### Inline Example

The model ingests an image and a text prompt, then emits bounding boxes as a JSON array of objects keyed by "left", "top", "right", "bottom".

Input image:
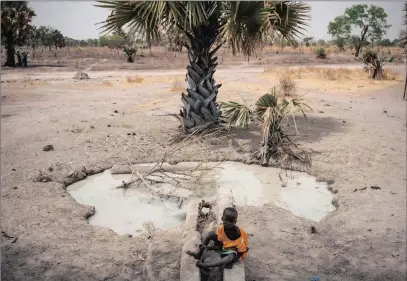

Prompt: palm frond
[
  {"left": 220, "top": 101, "right": 252, "bottom": 129},
  {"left": 220, "top": 1, "right": 266, "bottom": 57},
  {"left": 96, "top": 1, "right": 181, "bottom": 42},
  {"left": 264, "top": 1, "right": 311, "bottom": 46}
]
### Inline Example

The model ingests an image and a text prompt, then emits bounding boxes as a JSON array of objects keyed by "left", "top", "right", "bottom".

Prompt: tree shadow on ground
[
  {"left": 2, "top": 64, "right": 68, "bottom": 70},
  {"left": 283, "top": 114, "right": 348, "bottom": 143},
  {"left": 1, "top": 239, "right": 143, "bottom": 281},
  {"left": 211, "top": 114, "right": 347, "bottom": 152},
  {"left": 26, "top": 64, "right": 68, "bottom": 68}
]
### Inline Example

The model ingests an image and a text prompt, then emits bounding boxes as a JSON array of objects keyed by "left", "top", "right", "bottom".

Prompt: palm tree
[
  {"left": 96, "top": 1, "right": 310, "bottom": 133},
  {"left": 1, "top": 1, "right": 36, "bottom": 67},
  {"left": 402, "top": 1, "right": 406, "bottom": 100}
]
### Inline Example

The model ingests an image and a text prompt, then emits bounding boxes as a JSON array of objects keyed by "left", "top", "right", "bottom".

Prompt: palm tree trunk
[
  {"left": 4, "top": 34, "right": 16, "bottom": 67},
  {"left": 177, "top": 27, "right": 223, "bottom": 133}
]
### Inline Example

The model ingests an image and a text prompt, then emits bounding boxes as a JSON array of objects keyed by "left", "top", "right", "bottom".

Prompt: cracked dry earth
[{"left": 1, "top": 65, "right": 406, "bottom": 281}]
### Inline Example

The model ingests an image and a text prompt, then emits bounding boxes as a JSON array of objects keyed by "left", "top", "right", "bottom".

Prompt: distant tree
[
  {"left": 317, "top": 39, "right": 326, "bottom": 46},
  {"left": 401, "top": 1, "right": 406, "bottom": 100},
  {"left": 64, "top": 37, "right": 76, "bottom": 47},
  {"left": 86, "top": 38, "right": 99, "bottom": 47},
  {"left": 28, "top": 25, "right": 42, "bottom": 50},
  {"left": 392, "top": 38, "right": 400, "bottom": 46},
  {"left": 379, "top": 38, "right": 392, "bottom": 47},
  {"left": 52, "top": 29, "right": 65, "bottom": 49},
  {"left": 328, "top": 4, "right": 390, "bottom": 57},
  {"left": 99, "top": 34, "right": 125, "bottom": 49},
  {"left": 400, "top": 2, "right": 407, "bottom": 52},
  {"left": 327, "top": 16, "right": 350, "bottom": 51},
  {"left": 302, "top": 36, "right": 313, "bottom": 47},
  {"left": 36, "top": 26, "right": 54, "bottom": 50},
  {"left": 1, "top": 1, "right": 36, "bottom": 66},
  {"left": 332, "top": 37, "right": 347, "bottom": 51}
]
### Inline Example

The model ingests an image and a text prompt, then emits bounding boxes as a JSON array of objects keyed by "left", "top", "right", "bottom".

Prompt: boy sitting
[{"left": 186, "top": 207, "right": 249, "bottom": 269}]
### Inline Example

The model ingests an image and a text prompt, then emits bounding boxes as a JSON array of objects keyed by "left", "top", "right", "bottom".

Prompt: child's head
[{"left": 222, "top": 207, "right": 238, "bottom": 230}]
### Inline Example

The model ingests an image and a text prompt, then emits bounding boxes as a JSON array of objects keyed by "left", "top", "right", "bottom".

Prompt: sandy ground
[{"left": 1, "top": 62, "right": 406, "bottom": 281}]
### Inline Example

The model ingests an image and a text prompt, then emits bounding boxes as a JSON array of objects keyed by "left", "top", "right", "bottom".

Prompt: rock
[
  {"left": 83, "top": 206, "right": 95, "bottom": 219},
  {"left": 62, "top": 169, "right": 87, "bottom": 187},
  {"left": 310, "top": 226, "right": 317, "bottom": 234},
  {"left": 319, "top": 111, "right": 324, "bottom": 114},
  {"left": 114, "top": 110, "right": 119, "bottom": 113},
  {"left": 32, "top": 171, "right": 52, "bottom": 183},
  {"left": 107, "top": 125, "right": 111, "bottom": 127},
  {"left": 370, "top": 185, "right": 381, "bottom": 190},
  {"left": 43, "top": 145, "right": 54, "bottom": 151},
  {"left": 73, "top": 71, "right": 90, "bottom": 80},
  {"left": 90, "top": 125, "right": 95, "bottom": 129}
]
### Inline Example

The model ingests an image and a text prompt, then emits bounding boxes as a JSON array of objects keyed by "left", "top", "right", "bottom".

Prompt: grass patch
[
  {"left": 279, "top": 71, "right": 296, "bottom": 96},
  {"left": 103, "top": 81, "right": 113, "bottom": 87},
  {"left": 126, "top": 76, "right": 144, "bottom": 83},
  {"left": 318, "top": 68, "right": 353, "bottom": 81},
  {"left": 265, "top": 67, "right": 372, "bottom": 82}
]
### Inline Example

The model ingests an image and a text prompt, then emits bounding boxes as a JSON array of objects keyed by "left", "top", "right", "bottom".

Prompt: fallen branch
[{"left": 136, "top": 170, "right": 186, "bottom": 201}]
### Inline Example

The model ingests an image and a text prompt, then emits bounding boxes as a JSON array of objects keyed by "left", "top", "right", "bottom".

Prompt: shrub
[
  {"left": 279, "top": 71, "right": 296, "bottom": 96},
  {"left": 360, "top": 50, "right": 394, "bottom": 80},
  {"left": 315, "top": 47, "right": 327, "bottom": 59},
  {"left": 126, "top": 76, "right": 144, "bottom": 83},
  {"left": 123, "top": 46, "right": 137, "bottom": 63}
]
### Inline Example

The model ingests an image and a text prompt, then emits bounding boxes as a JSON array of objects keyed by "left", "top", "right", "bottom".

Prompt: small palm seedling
[
  {"left": 315, "top": 47, "right": 327, "bottom": 59},
  {"left": 221, "top": 87, "right": 312, "bottom": 166},
  {"left": 360, "top": 50, "right": 394, "bottom": 80},
  {"left": 123, "top": 46, "right": 137, "bottom": 63}
]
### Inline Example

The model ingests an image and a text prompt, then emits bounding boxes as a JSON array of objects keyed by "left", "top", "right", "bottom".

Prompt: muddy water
[
  {"left": 214, "top": 162, "right": 336, "bottom": 222},
  {"left": 67, "top": 162, "right": 336, "bottom": 236},
  {"left": 67, "top": 170, "right": 188, "bottom": 236}
]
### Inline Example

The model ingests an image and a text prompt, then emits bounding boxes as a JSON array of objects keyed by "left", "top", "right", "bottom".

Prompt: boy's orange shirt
[{"left": 216, "top": 225, "right": 249, "bottom": 260}]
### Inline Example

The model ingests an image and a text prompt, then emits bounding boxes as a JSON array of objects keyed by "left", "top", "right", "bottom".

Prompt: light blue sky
[{"left": 30, "top": 1, "right": 404, "bottom": 41}]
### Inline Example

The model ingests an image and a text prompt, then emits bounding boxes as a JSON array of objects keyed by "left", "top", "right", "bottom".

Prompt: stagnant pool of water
[
  {"left": 68, "top": 170, "right": 189, "bottom": 236},
  {"left": 67, "top": 162, "right": 336, "bottom": 236},
  {"left": 215, "top": 162, "right": 336, "bottom": 222}
]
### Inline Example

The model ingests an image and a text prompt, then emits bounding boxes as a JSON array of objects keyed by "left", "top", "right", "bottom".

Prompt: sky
[{"left": 30, "top": 1, "right": 405, "bottom": 41}]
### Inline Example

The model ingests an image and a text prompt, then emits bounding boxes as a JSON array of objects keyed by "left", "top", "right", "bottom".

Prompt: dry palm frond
[
  {"left": 221, "top": 86, "right": 312, "bottom": 165},
  {"left": 220, "top": 101, "right": 252, "bottom": 129}
]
